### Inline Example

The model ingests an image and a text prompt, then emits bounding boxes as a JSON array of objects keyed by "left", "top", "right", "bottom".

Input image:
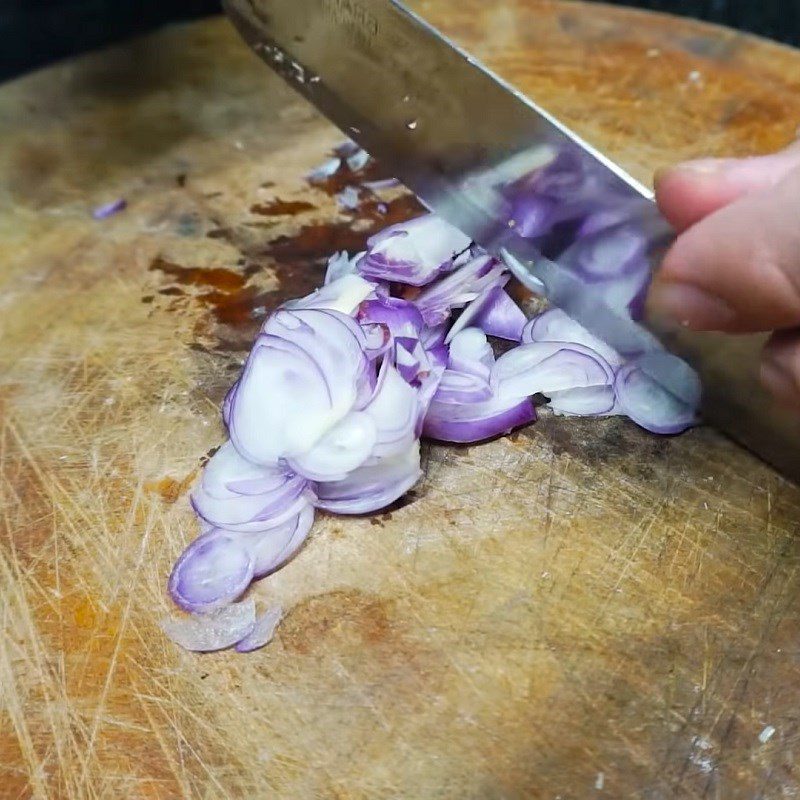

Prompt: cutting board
[{"left": 3, "top": 2, "right": 800, "bottom": 797}]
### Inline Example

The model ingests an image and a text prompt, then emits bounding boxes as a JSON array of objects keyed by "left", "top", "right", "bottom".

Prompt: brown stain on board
[
  {"left": 144, "top": 471, "right": 197, "bottom": 504},
  {"left": 148, "top": 192, "right": 424, "bottom": 348},
  {"left": 250, "top": 198, "right": 317, "bottom": 216},
  {"left": 149, "top": 257, "right": 247, "bottom": 293}
]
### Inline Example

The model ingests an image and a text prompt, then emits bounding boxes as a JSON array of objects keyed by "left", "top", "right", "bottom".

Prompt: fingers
[
  {"left": 648, "top": 165, "right": 800, "bottom": 333},
  {"left": 655, "top": 140, "right": 800, "bottom": 232},
  {"left": 761, "top": 330, "right": 800, "bottom": 410}
]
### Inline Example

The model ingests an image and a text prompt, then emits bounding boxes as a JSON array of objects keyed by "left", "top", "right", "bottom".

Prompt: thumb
[{"left": 654, "top": 140, "right": 800, "bottom": 232}]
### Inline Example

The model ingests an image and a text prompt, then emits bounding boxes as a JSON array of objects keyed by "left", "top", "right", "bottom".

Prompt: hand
[{"left": 650, "top": 141, "right": 800, "bottom": 408}]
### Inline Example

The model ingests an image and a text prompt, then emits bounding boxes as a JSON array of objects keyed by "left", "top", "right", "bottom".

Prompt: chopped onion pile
[{"left": 163, "top": 149, "right": 701, "bottom": 653}]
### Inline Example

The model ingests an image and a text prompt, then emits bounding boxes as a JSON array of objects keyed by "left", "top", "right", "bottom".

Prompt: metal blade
[{"left": 223, "top": 0, "right": 800, "bottom": 479}]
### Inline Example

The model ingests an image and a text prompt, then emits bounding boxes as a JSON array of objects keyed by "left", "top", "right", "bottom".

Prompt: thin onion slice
[
  {"left": 235, "top": 606, "right": 283, "bottom": 653},
  {"left": 522, "top": 308, "right": 623, "bottom": 369},
  {"left": 415, "top": 254, "right": 507, "bottom": 327},
  {"left": 161, "top": 599, "right": 256, "bottom": 653},
  {"left": 358, "top": 213, "right": 471, "bottom": 286},
  {"left": 493, "top": 341, "right": 614, "bottom": 401},
  {"left": 446, "top": 285, "right": 527, "bottom": 343},
  {"left": 169, "top": 529, "right": 254, "bottom": 613},
  {"left": 191, "top": 441, "right": 310, "bottom": 533},
  {"left": 288, "top": 411, "right": 378, "bottom": 481},
  {"left": 424, "top": 394, "right": 535, "bottom": 443},
  {"left": 546, "top": 385, "right": 617, "bottom": 416},
  {"left": 614, "top": 352, "right": 700, "bottom": 434},
  {"left": 285, "top": 274, "right": 375, "bottom": 315},
  {"left": 315, "top": 440, "right": 422, "bottom": 514}
]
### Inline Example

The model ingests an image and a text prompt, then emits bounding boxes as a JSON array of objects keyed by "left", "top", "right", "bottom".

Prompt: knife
[{"left": 223, "top": 0, "right": 800, "bottom": 480}]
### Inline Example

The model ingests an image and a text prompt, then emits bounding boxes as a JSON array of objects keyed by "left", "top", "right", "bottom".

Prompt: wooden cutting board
[{"left": 3, "top": 2, "right": 800, "bottom": 797}]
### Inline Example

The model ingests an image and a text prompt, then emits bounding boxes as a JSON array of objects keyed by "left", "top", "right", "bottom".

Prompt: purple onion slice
[
  {"left": 285, "top": 274, "right": 375, "bottom": 315},
  {"left": 614, "top": 352, "right": 701, "bottom": 434},
  {"left": 493, "top": 341, "right": 614, "bottom": 401},
  {"left": 192, "top": 441, "right": 311, "bottom": 533},
  {"left": 357, "top": 213, "right": 471, "bottom": 286},
  {"left": 546, "top": 385, "right": 617, "bottom": 416},
  {"left": 414, "top": 254, "right": 507, "bottom": 327},
  {"left": 423, "top": 394, "right": 536, "bottom": 443},
  {"left": 315, "top": 440, "right": 422, "bottom": 514},
  {"left": 522, "top": 308, "right": 623, "bottom": 369},
  {"left": 447, "top": 285, "right": 527, "bottom": 343},
  {"left": 168, "top": 529, "right": 255, "bottom": 613},
  {"left": 288, "top": 411, "right": 378, "bottom": 482},
  {"left": 235, "top": 606, "right": 283, "bottom": 653}
]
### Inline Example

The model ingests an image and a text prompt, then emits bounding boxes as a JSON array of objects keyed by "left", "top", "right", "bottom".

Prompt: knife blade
[{"left": 223, "top": 0, "right": 800, "bottom": 480}]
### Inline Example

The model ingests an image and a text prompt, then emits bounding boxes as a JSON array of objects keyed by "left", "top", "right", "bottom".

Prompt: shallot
[{"left": 162, "top": 145, "right": 700, "bottom": 653}]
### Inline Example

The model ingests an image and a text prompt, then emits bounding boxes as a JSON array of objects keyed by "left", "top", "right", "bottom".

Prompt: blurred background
[{"left": 0, "top": 0, "right": 797, "bottom": 81}]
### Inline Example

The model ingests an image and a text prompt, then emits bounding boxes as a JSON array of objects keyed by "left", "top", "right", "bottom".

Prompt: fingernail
[
  {"left": 760, "top": 359, "right": 800, "bottom": 405},
  {"left": 648, "top": 282, "right": 736, "bottom": 330},
  {"left": 672, "top": 158, "right": 731, "bottom": 175}
]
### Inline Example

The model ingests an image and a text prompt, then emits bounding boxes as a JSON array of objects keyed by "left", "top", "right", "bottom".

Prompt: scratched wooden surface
[{"left": 2, "top": 2, "right": 800, "bottom": 798}]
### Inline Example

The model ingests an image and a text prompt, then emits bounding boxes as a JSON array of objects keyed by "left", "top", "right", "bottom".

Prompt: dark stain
[
  {"left": 149, "top": 257, "right": 248, "bottom": 292},
  {"left": 141, "top": 295, "right": 154, "bottom": 304},
  {"left": 176, "top": 173, "right": 187, "bottom": 188},
  {"left": 250, "top": 198, "right": 317, "bottom": 216},
  {"left": 279, "top": 590, "right": 394, "bottom": 655},
  {"left": 379, "top": 489, "right": 420, "bottom": 517},
  {"left": 157, "top": 286, "right": 185, "bottom": 297},
  {"left": 523, "top": 413, "right": 671, "bottom": 478}
]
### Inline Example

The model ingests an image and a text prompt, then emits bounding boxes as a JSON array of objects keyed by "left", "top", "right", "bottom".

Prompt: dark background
[{"left": 0, "top": 0, "right": 797, "bottom": 82}]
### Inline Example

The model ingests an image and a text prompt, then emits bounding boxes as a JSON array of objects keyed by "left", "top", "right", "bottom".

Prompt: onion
[
  {"left": 93, "top": 198, "right": 127, "bottom": 219},
  {"left": 169, "top": 502, "right": 314, "bottom": 613},
  {"left": 614, "top": 352, "right": 700, "bottom": 434},
  {"left": 229, "top": 309, "right": 369, "bottom": 464},
  {"left": 288, "top": 411, "right": 378, "bottom": 481},
  {"left": 357, "top": 213, "right": 472, "bottom": 286},
  {"left": 169, "top": 529, "right": 254, "bottom": 612},
  {"left": 235, "top": 606, "right": 283, "bottom": 653},
  {"left": 522, "top": 308, "right": 623, "bottom": 369},
  {"left": 191, "top": 441, "right": 311, "bottom": 533},
  {"left": 324, "top": 250, "right": 365, "bottom": 284},
  {"left": 415, "top": 254, "right": 507, "bottom": 326},
  {"left": 493, "top": 341, "right": 614, "bottom": 401},
  {"left": 547, "top": 385, "right": 617, "bottom": 416},
  {"left": 161, "top": 599, "right": 256, "bottom": 653},
  {"left": 315, "top": 440, "right": 422, "bottom": 514},
  {"left": 446, "top": 285, "right": 527, "bottom": 343},
  {"left": 166, "top": 154, "right": 704, "bottom": 655},
  {"left": 346, "top": 148, "right": 370, "bottom": 171},
  {"left": 286, "top": 273, "right": 375, "bottom": 314}
]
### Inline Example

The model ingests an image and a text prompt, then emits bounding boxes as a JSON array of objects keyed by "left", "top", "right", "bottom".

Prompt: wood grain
[{"left": 2, "top": 3, "right": 800, "bottom": 797}]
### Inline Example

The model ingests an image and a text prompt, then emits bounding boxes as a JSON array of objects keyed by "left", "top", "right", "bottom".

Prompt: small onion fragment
[
  {"left": 92, "top": 198, "right": 127, "bottom": 219},
  {"left": 446, "top": 285, "right": 527, "bottom": 343},
  {"left": 235, "top": 606, "right": 283, "bottom": 653},
  {"left": 161, "top": 599, "right": 256, "bottom": 653},
  {"left": 285, "top": 273, "right": 375, "bottom": 314},
  {"left": 357, "top": 213, "right": 472, "bottom": 286}
]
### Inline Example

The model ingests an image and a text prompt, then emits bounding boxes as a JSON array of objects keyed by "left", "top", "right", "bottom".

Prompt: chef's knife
[{"left": 223, "top": 0, "right": 800, "bottom": 480}]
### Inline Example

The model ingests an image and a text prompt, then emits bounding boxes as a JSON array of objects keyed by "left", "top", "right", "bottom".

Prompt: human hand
[{"left": 650, "top": 141, "right": 800, "bottom": 408}]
